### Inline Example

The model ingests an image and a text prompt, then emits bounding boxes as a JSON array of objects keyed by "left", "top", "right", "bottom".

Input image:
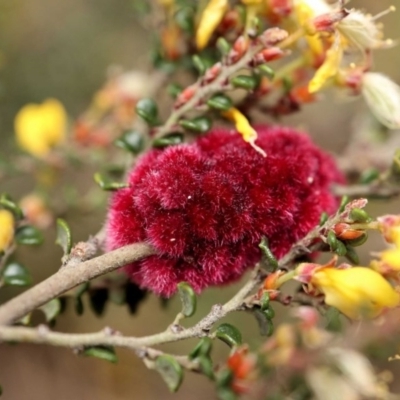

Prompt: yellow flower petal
[
  {"left": 380, "top": 248, "right": 400, "bottom": 271},
  {"left": 15, "top": 99, "right": 67, "bottom": 158},
  {"left": 0, "top": 210, "right": 15, "bottom": 252},
  {"left": 222, "top": 107, "right": 266, "bottom": 157},
  {"left": 312, "top": 267, "right": 399, "bottom": 319},
  {"left": 196, "top": 0, "right": 229, "bottom": 50},
  {"left": 308, "top": 35, "right": 343, "bottom": 93}
]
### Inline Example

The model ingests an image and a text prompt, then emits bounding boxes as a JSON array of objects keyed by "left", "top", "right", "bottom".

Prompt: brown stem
[{"left": 0, "top": 243, "right": 154, "bottom": 325}]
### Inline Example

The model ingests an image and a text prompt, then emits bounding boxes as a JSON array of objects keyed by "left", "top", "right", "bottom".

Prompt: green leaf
[
  {"left": 390, "top": 149, "right": 400, "bottom": 181},
  {"left": 216, "top": 368, "right": 233, "bottom": 388},
  {"left": 258, "top": 64, "right": 275, "bottom": 80},
  {"left": 335, "top": 240, "right": 347, "bottom": 257},
  {"left": 359, "top": 168, "right": 380, "bottom": 184},
  {"left": 339, "top": 195, "right": 349, "bottom": 213},
  {"left": 319, "top": 212, "right": 328, "bottom": 226},
  {"left": 83, "top": 345, "right": 118, "bottom": 363},
  {"left": 189, "top": 337, "right": 213, "bottom": 359},
  {"left": 89, "top": 288, "right": 109, "bottom": 316},
  {"left": 179, "top": 116, "right": 212, "bottom": 133},
  {"left": 155, "top": 355, "right": 184, "bottom": 392},
  {"left": 94, "top": 173, "right": 129, "bottom": 191},
  {"left": 177, "top": 282, "right": 197, "bottom": 317},
  {"left": 345, "top": 246, "right": 359, "bottom": 265},
  {"left": 1, "top": 262, "right": 32, "bottom": 286},
  {"left": 192, "top": 55, "right": 206, "bottom": 75},
  {"left": 217, "top": 388, "right": 237, "bottom": 400},
  {"left": 174, "top": 7, "right": 194, "bottom": 32},
  {"left": 263, "top": 306, "right": 275, "bottom": 320},
  {"left": 325, "top": 307, "right": 343, "bottom": 332},
  {"left": 152, "top": 133, "right": 184, "bottom": 148},
  {"left": 55, "top": 218, "right": 72, "bottom": 255},
  {"left": 327, "top": 230, "right": 338, "bottom": 251},
  {"left": 15, "top": 225, "right": 44, "bottom": 246},
  {"left": 196, "top": 355, "right": 214, "bottom": 380},
  {"left": 136, "top": 98, "right": 158, "bottom": 124},
  {"left": 38, "top": 298, "right": 61, "bottom": 322},
  {"left": 253, "top": 309, "right": 273, "bottom": 336},
  {"left": 215, "top": 323, "right": 242, "bottom": 347},
  {"left": 349, "top": 208, "right": 371, "bottom": 223},
  {"left": 167, "top": 83, "right": 183, "bottom": 99},
  {"left": 207, "top": 94, "right": 233, "bottom": 111},
  {"left": 259, "top": 237, "right": 278, "bottom": 271},
  {"left": 114, "top": 130, "right": 144, "bottom": 154},
  {"left": 216, "top": 37, "right": 231, "bottom": 56},
  {"left": 0, "top": 194, "right": 24, "bottom": 219},
  {"left": 231, "top": 75, "right": 258, "bottom": 90},
  {"left": 260, "top": 291, "right": 270, "bottom": 311},
  {"left": 346, "top": 233, "right": 368, "bottom": 247}
]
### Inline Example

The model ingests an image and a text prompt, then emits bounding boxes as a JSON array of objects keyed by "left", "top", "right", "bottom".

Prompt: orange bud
[
  {"left": 253, "top": 47, "right": 285, "bottom": 63},
  {"left": 333, "top": 223, "right": 364, "bottom": 240},
  {"left": 203, "top": 62, "right": 222, "bottom": 83},
  {"left": 228, "top": 36, "right": 250, "bottom": 63},
  {"left": 174, "top": 84, "right": 197, "bottom": 108}
]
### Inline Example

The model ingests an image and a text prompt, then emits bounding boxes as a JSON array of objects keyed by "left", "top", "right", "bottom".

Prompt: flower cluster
[
  {"left": 191, "top": 0, "right": 400, "bottom": 129},
  {"left": 106, "top": 125, "right": 343, "bottom": 296}
]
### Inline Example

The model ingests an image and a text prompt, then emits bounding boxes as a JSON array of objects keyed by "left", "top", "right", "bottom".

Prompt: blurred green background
[{"left": 0, "top": 0, "right": 400, "bottom": 399}]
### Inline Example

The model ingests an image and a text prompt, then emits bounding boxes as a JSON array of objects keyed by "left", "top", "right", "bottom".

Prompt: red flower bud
[
  {"left": 253, "top": 47, "right": 285, "bottom": 64},
  {"left": 174, "top": 84, "right": 197, "bottom": 108},
  {"left": 333, "top": 223, "right": 365, "bottom": 240},
  {"left": 203, "top": 62, "right": 222, "bottom": 83}
]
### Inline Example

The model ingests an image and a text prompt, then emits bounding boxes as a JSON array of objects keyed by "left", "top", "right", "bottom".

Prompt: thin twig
[{"left": 0, "top": 242, "right": 154, "bottom": 325}]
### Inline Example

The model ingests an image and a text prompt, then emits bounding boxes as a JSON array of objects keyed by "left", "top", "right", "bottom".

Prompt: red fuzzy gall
[{"left": 106, "top": 126, "right": 344, "bottom": 297}]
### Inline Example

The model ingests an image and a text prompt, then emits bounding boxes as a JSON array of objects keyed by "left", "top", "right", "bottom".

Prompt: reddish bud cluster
[{"left": 106, "top": 126, "right": 343, "bottom": 296}]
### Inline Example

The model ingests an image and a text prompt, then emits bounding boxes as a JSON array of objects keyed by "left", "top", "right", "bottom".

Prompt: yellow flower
[
  {"left": 378, "top": 248, "right": 400, "bottom": 272},
  {"left": 196, "top": 0, "right": 228, "bottom": 50},
  {"left": 311, "top": 267, "right": 399, "bottom": 319},
  {"left": 222, "top": 107, "right": 266, "bottom": 156},
  {"left": 308, "top": 34, "right": 343, "bottom": 93},
  {"left": 0, "top": 210, "right": 15, "bottom": 252},
  {"left": 15, "top": 99, "right": 67, "bottom": 158}
]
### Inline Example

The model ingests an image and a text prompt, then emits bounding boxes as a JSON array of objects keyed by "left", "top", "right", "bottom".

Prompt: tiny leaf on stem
[
  {"left": 83, "top": 345, "right": 118, "bottom": 363},
  {"left": 179, "top": 117, "right": 212, "bottom": 133},
  {"left": 155, "top": 355, "right": 184, "bottom": 393},
  {"left": 2, "top": 262, "right": 32, "bottom": 286},
  {"left": 135, "top": 98, "right": 158, "bottom": 125},
  {"left": 0, "top": 194, "right": 24, "bottom": 220},
  {"left": 94, "top": 173, "right": 129, "bottom": 191},
  {"left": 215, "top": 323, "right": 242, "bottom": 347},
  {"left": 177, "top": 282, "right": 197, "bottom": 317},
  {"left": 55, "top": 218, "right": 72, "bottom": 255},
  {"left": 153, "top": 133, "right": 184, "bottom": 148},
  {"left": 38, "top": 298, "right": 62, "bottom": 322},
  {"left": 15, "top": 225, "right": 44, "bottom": 246},
  {"left": 114, "top": 130, "right": 144, "bottom": 154}
]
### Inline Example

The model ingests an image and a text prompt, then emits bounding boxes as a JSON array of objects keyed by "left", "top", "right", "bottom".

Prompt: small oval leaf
[
  {"left": 177, "top": 282, "right": 197, "bottom": 317},
  {"left": 259, "top": 237, "right": 278, "bottom": 271},
  {"left": 152, "top": 133, "right": 184, "bottom": 148},
  {"left": 196, "top": 355, "right": 214, "bottom": 380},
  {"left": 215, "top": 323, "right": 242, "bottom": 347},
  {"left": 56, "top": 218, "right": 72, "bottom": 255},
  {"left": 2, "top": 262, "right": 32, "bottom": 286},
  {"left": 345, "top": 246, "right": 360, "bottom": 265},
  {"left": 136, "top": 98, "right": 158, "bottom": 124},
  {"left": 349, "top": 208, "right": 371, "bottom": 223},
  {"left": 258, "top": 64, "right": 275, "bottom": 80},
  {"left": 0, "top": 194, "right": 24, "bottom": 219},
  {"left": 94, "top": 173, "right": 129, "bottom": 191},
  {"left": 207, "top": 94, "right": 233, "bottom": 111},
  {"left": 231, "top": 75, "right": 258, "bottom": 90},
  {"left": 155, "top": 355, "right": 183, "bottom": 393},
  {"left": 83, "top": 345, "right": 118, "bottom": 363},
  {"left": 38, "top": 298, "right": 61, "bottom": 322},
  {"left": 15, "top": 225, "right": 44, "bottom": 246},
  {"left": 114, "top": 130, "right": 144, "bottom": 154},
  {"left": 189, "top": 337, "right": 213, "bottom": 359},
  {"left": 179, "top": 117, "right": 212, "bottom": 133}
]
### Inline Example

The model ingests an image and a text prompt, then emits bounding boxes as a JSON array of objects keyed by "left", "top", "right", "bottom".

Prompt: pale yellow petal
[
  {"left": 196, "top": 0, "right": 229, "bottom": 50},
  {"left": 0, "top": 210, "right": 15, "bottom": 252}
]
